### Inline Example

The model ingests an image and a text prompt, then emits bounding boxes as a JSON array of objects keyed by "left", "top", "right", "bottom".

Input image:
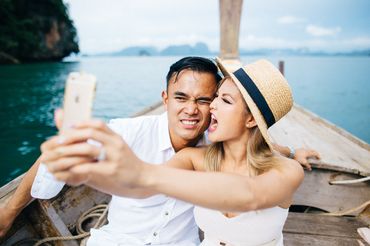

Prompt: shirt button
[
  {"left": 165, "top": 211, "right": 169, "bottom": 216},
  {"left": 153, "top": 232, "right": 157, "bottom": 236}
]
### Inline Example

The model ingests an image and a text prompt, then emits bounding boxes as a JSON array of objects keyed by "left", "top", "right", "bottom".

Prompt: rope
[
  {"left": 321, "top": 200, "right": 370, "bottom": 217},
  {"left": 329, "top": 176, "right": 370, "bottom": 185},
  {"left": 33, "top": 204, "right": 108, "bottom": 246}
]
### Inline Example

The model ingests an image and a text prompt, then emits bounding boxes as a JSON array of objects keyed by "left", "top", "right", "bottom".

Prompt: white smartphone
[
  {"left": 31, "top": 72, "right": 97, "bottom": 199},
  {"left": 62, "top": 72, "right": 96, "bottom": 131}
]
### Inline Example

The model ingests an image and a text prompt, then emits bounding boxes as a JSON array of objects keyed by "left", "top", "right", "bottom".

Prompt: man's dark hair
[{"left": 166, "top": 56, "right": 221, "bottom": 89}]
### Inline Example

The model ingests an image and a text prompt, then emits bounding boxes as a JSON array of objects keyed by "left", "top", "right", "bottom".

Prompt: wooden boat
[
  {"left": 1, "top": 101, "right": 369, "bottom": 246},
  {"left": 1, "top": 1, "right": 369, "bottom": 245}
]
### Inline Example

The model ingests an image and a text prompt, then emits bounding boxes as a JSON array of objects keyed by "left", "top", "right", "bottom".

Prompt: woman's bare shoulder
[
  {"left": 178, "top": 147, "right": 208, "bottom": 171},
  {"left": 274, "top": 155, "right": 304, "bottom": 184}
]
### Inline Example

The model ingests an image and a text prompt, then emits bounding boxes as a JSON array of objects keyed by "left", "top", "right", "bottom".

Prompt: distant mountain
[
  {"left": 95, "top": 42, "right": 212, "bottom": 57},
  {"left": 239, "top": 48, "right": 370, "bottom": 57},
  {"left": 160, "top": 42, "right": 211, "bottom": 56},
  {"left": 90, "top": 44, "right": 370, "bottom": 57},
  {"left": 110, "top": 46, "right": 159, "bottom": 56}
]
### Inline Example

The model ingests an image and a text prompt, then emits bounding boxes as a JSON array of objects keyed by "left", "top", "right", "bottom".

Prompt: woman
[{"left": 42, "top": 58, "right": 304, "bottom": 245}]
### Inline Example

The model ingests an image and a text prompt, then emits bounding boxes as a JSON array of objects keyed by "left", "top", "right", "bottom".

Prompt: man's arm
[
  {"left": 0, "top": 157, "right": 41, "bottom": 237},
  {"left": 272, "top": 143, "right": 320, "bottom": 170}
]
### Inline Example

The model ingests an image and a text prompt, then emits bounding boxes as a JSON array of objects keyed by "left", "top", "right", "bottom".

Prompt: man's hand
[
  {"left": 0, "top": 205, "right": 17, "bottom": 238},
  {"left": 293, "top": 148, "right": 320, "bottom": 171}
]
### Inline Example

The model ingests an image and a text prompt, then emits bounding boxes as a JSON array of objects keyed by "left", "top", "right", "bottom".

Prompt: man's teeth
[{"left": 182, "top": 120, "right": 197, "bottom": 125}]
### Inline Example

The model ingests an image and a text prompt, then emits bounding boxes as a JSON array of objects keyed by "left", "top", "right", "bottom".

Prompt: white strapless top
[{"left": 194, "top": 206, "right": 288, "bottom": 246}]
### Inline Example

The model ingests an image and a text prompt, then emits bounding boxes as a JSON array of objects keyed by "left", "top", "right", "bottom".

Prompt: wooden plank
[
  {"left": 131, "top": 101, "right": 163, "bottom": 117},
  {"left": 359, "top": 205, "right": 370, "bottom": 226},
  {"left": 219, "top": 0, "right": 243, "bottom": 59},
  {"left": 283, "top": 212, "right": 366, "bottom": 238},
  {"left": 295, "top": 104, "right": 369, "bottom": 151},
  {"left": 0, "top": 174, "right": 25, "bottom": 208},
  {"left": 0, "top": 210, "right": 38, "bottom": 245},
  {"left": 293, "top": 169, "right": 370, "bottom": 214},
  {"left": 270, "top": 105, "right": 370, "bottom": 176},
  {"left": 283, "top": 233, "right": 360, "bottom": 246},
  {"left": 49, "top": 185, "right": 111, "bottom": 228},
  {"left": 283, "top": 211, "right": 367, "bottom": 245},
  {"left": 27, "top": 200, "right": 79, "bottom": 246}
]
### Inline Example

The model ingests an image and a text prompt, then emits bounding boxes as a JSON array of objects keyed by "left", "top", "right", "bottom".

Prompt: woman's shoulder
[
  {"left": 178, "top": 147, "right": 208, "bottom": 171},
  {"left": 273, "top": 155, "right": 304, "bottom": 183},
  {"left": 179, "top": 146, "right": 207, "bottom": 153}
]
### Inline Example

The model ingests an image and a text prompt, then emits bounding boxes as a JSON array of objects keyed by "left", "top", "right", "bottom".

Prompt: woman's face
[{"left": 208, "top": 78, "right": 250, "bottom": 142}]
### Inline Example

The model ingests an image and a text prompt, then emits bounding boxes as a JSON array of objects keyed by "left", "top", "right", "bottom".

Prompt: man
[{"left": 0, "top": 57, "right": 319, "bottom": 245}]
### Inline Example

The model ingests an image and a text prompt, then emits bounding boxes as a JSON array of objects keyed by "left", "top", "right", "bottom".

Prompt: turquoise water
[{"left": 0, "top": 56, "right": 369, "bottom": 186}]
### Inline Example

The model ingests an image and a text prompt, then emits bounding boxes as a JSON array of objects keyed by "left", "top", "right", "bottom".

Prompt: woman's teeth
[{"left": 209, "top": 114, "right": 218, "bottom": 131}]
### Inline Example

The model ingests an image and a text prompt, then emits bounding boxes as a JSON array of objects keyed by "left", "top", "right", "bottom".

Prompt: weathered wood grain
[{"left": 293, "top": 169, "right": 370, "bottom": 214}]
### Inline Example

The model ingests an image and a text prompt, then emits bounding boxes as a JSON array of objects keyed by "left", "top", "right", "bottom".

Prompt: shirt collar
[{"left": 158, "top": 112, "right": 173, "bottom": 152}]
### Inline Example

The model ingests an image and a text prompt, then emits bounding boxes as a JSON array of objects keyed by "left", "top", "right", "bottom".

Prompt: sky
[{"left": 64, "top": 0, "right": 370, "bottom": 54}]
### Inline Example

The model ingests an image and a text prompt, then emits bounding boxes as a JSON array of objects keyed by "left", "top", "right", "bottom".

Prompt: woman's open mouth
[{"left": 208, "top": 114, "right": 218, "bottom": 132}]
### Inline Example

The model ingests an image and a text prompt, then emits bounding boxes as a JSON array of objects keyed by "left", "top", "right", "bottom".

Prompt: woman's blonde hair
[{"left": 204, "top": 77, "right": 279, "bottom": 175}]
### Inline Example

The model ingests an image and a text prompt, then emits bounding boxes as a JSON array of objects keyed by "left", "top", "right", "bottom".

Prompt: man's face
[{"left": 162, "top": 69, "right": 217, "bottom": 147}]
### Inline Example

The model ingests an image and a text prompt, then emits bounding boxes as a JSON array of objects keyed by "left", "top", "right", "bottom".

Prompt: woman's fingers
[
  {"left": 47, "top": 156, "right": 95, "bottom": 173},
  {"left": 59, "top": 127, "right": 114, "bottom": 146},
  {"left": 54, "top": 108, "right": 64, "bottom": 131},
  {"left": 41, "top": 142, "right": 101, "bottom": 163},
  {"left": 40, "top": 136, "right": 60, "bottom": 153},
  {"left": 54, "top": 169, "right": 89, "bottom": 186},
  {"left": 53, "top": 161, "right": 110, "bottom": 186}
]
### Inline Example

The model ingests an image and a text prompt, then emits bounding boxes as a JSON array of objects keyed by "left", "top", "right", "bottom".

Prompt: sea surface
[{"left": 0, "top": 56, "right": 369, "bottom": 186}]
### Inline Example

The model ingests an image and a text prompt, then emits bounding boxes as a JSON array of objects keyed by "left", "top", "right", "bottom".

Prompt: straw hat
[{"left": 215, "top": 57, "right": 293, "bottom": 150}]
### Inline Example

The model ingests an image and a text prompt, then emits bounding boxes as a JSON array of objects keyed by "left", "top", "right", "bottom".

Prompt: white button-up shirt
[{"left": 32, "top": 112, "right": 208, "bottom": 246}]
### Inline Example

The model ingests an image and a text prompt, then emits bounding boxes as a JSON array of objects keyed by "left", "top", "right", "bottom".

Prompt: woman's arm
[
  {"left": 138, "top": 157, "right": 304, "bottom": 212},
  {"left": 41, "top": 120, "right": 303, "bottom": 211},
  {"left": 40, "top": 120, "right": 200, "bottom": 198}
]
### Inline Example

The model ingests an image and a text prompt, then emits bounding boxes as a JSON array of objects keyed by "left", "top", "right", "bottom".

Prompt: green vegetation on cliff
[{"left": 0, "top": 0, "right": 79, "bottom": 64}]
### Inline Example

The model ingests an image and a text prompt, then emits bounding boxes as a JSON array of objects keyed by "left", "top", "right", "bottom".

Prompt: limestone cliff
[{"left": 0, "top": 0, "right": 79, "bottom": 64}]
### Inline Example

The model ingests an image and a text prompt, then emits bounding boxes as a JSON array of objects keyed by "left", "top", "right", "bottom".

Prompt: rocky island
[{"left": 0, "top": 0, "right": 79, "bottom": 64}]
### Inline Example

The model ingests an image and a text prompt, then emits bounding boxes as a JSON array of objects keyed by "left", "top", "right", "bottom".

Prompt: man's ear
[
  {"left": 245, "top": 113, "right": 257, "bottom": 128},
  {"left": 161, "top": 90, "right": 168, "bottom": 111}
]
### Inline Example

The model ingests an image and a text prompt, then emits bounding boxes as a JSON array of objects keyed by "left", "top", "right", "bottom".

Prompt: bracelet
[{"left": 288, "top": 146, "right": 295, "bottom": 159}]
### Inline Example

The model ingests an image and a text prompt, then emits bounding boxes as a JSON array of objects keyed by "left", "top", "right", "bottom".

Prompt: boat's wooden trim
[
  {"left": 131, "top": 101, "right": 163, "bottom": 117},
  {"left": 283, "top": 212, "right": 367, "bottom": 245},
  {"left": 309, "top": 159, "right": 370, "bottom": 177},
  {"left": 294, "top": 103, "right": 370, "bottom": 151},
  {"left": 270, "top": 105, "right": 370, "bottom": 176},
  {"left": 293, "top": 169, "right": 370, "bottom": 214},
  {"left": 0, "top": 174, "right": 24, "bottom": 200}
]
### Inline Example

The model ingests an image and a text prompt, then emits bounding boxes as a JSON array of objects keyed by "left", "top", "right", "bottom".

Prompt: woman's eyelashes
[
  {"left": 215, "top": 93, "right": 232, "bottom": 104},
  {"left": 222, "top": 98, "right": 231, "bottom": 104}
]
